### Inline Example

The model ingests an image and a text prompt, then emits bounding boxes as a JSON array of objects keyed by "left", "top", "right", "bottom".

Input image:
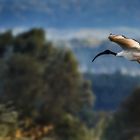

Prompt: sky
[{"left": 0, "top": 0, "right": 140, "bottom": 39}]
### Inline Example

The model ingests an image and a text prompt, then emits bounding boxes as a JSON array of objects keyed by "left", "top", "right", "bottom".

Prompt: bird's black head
[{"left": 103, "top": 50, "right": 111, "bottom": 54}]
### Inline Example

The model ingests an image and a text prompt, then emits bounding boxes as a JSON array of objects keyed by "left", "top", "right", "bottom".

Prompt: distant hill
[{"left": 84, "top": 72, "right": 140, "bottom": 111}]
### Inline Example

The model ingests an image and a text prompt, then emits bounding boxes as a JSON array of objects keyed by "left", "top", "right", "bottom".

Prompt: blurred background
[{"left": 0, "top": 0, "right": 140, "bottom": 140}]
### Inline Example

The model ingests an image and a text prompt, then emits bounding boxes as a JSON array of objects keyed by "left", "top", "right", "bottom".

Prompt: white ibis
[{"left": 92, "top": 34, "right": 140, "bottom": 63}]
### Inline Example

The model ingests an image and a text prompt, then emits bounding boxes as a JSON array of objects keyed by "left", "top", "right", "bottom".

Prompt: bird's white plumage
[
  {"left": 92, "top": 34, "right": 140, "bottom": 63},
  {"left": 116, "top": 51, "right": 137, "bottom": 60}
]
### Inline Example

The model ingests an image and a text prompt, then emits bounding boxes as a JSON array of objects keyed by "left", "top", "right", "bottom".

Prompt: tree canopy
[
  {"left": 0, "top": 29, "right": 95, "bottom": 139},
  {"left": 102, "top": 87, "right": 140, "bottom": 140}
]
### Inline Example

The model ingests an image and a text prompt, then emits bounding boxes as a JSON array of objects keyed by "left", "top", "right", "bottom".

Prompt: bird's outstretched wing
[{"left": 108, "top": 34, "right": 140, "bottom": 50}]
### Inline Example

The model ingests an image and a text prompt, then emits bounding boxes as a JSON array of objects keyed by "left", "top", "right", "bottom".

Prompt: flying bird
[{"left": 92, "top": 34, "right": 140, "bottom": 63}]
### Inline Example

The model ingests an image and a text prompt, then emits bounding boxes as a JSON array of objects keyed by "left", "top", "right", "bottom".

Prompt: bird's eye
[
  {"left": 122, "top": 35, "right": 126, "bottom": 38},
  {"left": 105, "top": 50, "right": 110, "bottom": 53}
]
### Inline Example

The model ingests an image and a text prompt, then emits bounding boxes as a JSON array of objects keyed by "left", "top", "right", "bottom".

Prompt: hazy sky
[
  {"left": 0, "top": 0, "right": 140, "bottom": 28},
  {"left": 0, "top": 0, "right": 140, "bottom": 39}
]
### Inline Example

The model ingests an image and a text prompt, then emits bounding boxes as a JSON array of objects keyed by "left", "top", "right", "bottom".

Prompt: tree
[
  {"left": 38, "top": 48, "right": 94, "bottom": 123},
  {"left": 0, "top": 29, "right": 94, "bottom": 139},
  {"left": 119, "top": 87, "right": 140, "bottom": 139},
  {"left": 14, "top": 28, "right": 45, "bottom": 54},
  {"left": 102, "top": 87, "right": 140, "bottom": 140},
  {"left": 0, "top": 30, "right": 13, "bottom": 57},
  {"left": 0, "top": 103, "right": 18, "bottom": 138},
  {"left": 55, "top": 114, "right": 92, "bottom": 140},
  {"left": 3, "top": 54, "right": 45, "bottom": 118}
]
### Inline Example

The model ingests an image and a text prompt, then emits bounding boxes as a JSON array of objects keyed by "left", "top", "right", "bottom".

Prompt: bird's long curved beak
[
  {"left": 92, "top": 52, "right": 107, "bottom": 62},
  {"left": 92, "top": 50, "right": 116, "bottom": 62}
]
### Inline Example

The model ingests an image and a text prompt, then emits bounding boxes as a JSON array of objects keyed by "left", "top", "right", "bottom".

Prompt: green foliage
[
  {"left": 0, "top": 103, "right": 18, "bottom": 138},
  {"left": 101, "top": 114, "right": 125, "bottom": 140},
  {"left": 102, "top": 87, "right": 140, "bottom": 140},
  {"left": 0, "top": 30, "right": 13, "bottom": 57},
  {"left": 14, "top": 28, "right": 45, "bottom": 53},
  {"left": 38, "top": 47, "right": 94, "bottom": 123},
  {"left": 0, "top": 29, "right": 94, "bottom": 139},
  {"left": 0, "top": 30, "right": 13, "bottom": 47},
  {"left": 55, "top": 114, "right": 93, "bottom": 140},
  {"left": 3, "top": 54, "right": 44, "bottom": 117}
]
